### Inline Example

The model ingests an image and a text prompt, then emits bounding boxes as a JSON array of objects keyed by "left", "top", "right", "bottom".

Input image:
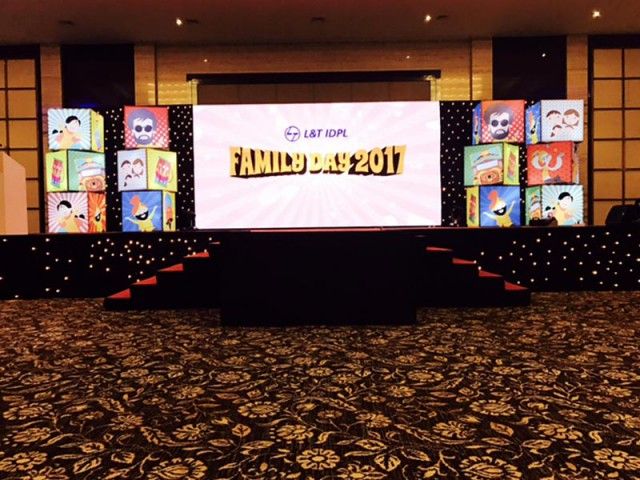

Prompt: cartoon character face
[
  {"left": 155, "top": 158, "right": 171, "bottom": 186},
  {"left": 132, "top": 158, "right": 145, "bottom": 177},
  {"left": 128, "top": 109, "right": 158, "bottom": 146},
  {"left": 57, "top": 200, "right": 73, "bottom": 219},
  {"left": 558, "top": 193, "right": 573, "bottom": 210},
  {"left": 484, "top": 104, "right": 514, "bottom": 141},
  {"left": 562, "top": 109, "right": 580, "bottom": 128},
  {"left": 66, "top": 116, "right": 81, "bottom": 133},
  {"left": 489, "top": 112, "right": 511, "bottom": 139}
]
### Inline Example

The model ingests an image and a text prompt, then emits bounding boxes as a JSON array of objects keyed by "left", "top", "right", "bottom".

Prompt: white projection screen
[{"left": 193, "top": 102, "right": 441, "bottom": 229}]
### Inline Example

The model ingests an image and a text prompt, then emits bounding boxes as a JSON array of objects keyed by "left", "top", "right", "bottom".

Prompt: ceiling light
[
  {"left": 592, "top": 9, "right": 601, "bottom": 19},
  {"left": 424, "top": 14, "right": 432, "bottom": 23},
  {"left": 541, "top": 52, "right": 547, "bottom": 58},
  {"left": 175, "top": 17, "right": 184, "bottom": 26}
]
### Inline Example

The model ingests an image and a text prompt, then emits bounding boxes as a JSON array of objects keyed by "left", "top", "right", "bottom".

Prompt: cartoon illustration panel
[
  {"left": 117, "top": 150, "right": 148, "bottom": 191},
  {"left": 68, "top": 151, "right": 106, "bottom": 192},
  {"left": 466, "top": 186, "right": 480, "bottom": 227},
  {"left": 525, "top": 103, "right": 542, "bottom": 145},
  {"left": 503, "top": 144, "right": 520, "bottom": 185},
  {"left": 48, "top": 108, "right": 93, "bottom": 151},
  {"left": 471, "top": 103, "right": 482, "bottom": 145},
  {"left": 122, "top": 191, "right": 163, "bottom": 232},
  {"left": 124, "top": 106, "right": 170, "bottom": 149},
  {"left": 464, "top": 144, "right": 504, "bottom": 186},
  {"left": 88, "top": 192, "right": 107, "bottom": 233},
  {"left": 47, "top": 192, "right": 88, "bottom": 233},
  {"left": 91, "top": 111, "right": 105, "bottom": 153},
  {"left": 540, "top": 100, "right": 584, "bottom": 143},
  {"left": 542, "top": 185, "right": 584, "bottom": 226},
  {"left": 479, "top": 186, "right": 521, "bottom": 227},
  {"left": 525, "top": 187, "right": 543, "bottom": 225},
  {"left": 162, "top": 192, "right": 176, "bottom": 232},
  {"left": 45, "top": 151, "right": 69, "bottom": 192},
  {"left": 480, "top": 100, "right": 525, "bottom": 144},
  {"left": 147, "top": 150, "right": 177, "bottom": 191},
  {"left": 527, "top": 142, "right": 574, "bottom": 186}
]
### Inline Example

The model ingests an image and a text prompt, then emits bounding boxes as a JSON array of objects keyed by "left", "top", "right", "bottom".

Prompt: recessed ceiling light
[
  {"left": 424, "top": 14, "right": 432, "bottom": 23},
  {"left": 592, "top": 9, "right": 601, "bottom": 19},
  {"left": 175, "top": 17, "right": 184, "bottom": 26}
]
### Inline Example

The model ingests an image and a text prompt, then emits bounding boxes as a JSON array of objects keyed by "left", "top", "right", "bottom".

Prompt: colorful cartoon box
[
  {"left": 527, "top": 142, "right": 579, "bottom": 186},
  {"left": 122, "top": 191, "right": 175, "bottom": 232},
  {"left": 467, "top": 186, "right": 521, "bottom": 227},
  {"left": 48, "top": 108, "right": 104, "bottom": 152},
  {"left": 88, "top": 192, "right": 107, "bottom": 233},
  {"left": 526, "top": 100, "right": 584, "bottom": 144},
  {"left": 525, "top": 186, "right": 544, "bottom": 225},
  {"left": 67, "top": 151, "right": 106, "bottom": 192},
  {"left": 472, "top": 100, "right": 525, "bottom": 144},
  {"left": 117, "top": 149, "right": 177, "bottom": 192},
  {"left": 46, "top": 192, "right": 89, "bottom": 233},
  {"left": 464, "top": 143, "right": 520, "bottom": 186},
  {"left": 541, "top": 184, "right": 584, "bottom": 226},
  {"left": 124, "top": 106, "right": 170, "bottom": 149},
  {"left": 45, "top": 151, "right": 69, "bottom": 192}
]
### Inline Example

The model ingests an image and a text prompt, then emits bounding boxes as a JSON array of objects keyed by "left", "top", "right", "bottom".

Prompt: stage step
[
  {"left": 419, "top": 245, "right": 530, "bottom": 307},
  {"left": 104, "top": 241, "right": 530, "bottom": 312},
  {"left": 104, "top": 250, "right": 219, "bottom": 310}
]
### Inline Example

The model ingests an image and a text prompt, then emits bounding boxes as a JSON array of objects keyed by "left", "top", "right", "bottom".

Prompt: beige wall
[{"left": 133, "top": 41, "right": 493, "bottom": 106}]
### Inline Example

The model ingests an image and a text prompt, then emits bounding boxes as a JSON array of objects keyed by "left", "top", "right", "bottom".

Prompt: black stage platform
[{"left": 0, "top": 225, "right": 638, "bottom": 300}]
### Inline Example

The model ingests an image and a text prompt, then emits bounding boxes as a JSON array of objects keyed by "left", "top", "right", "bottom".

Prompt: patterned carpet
[{"left": 0, "top": 292, "right": 639, "bottom": 480}]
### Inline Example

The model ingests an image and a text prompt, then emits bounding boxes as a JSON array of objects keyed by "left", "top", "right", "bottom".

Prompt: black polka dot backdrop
[
  {"left": 168, "top": 105, "right": 195, "bottom": 231},
  {"left": 100, "top": 107, "right": 125, "bottom": 231},
  {"left": 440, "top": 101, "right": 473, "bottom": 226}
]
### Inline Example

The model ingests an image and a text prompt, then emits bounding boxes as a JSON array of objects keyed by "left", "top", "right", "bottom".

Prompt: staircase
[
  {"left": 104, "top": 242, "right": 530, "bottom": 312},
  {"left": 418, "top": 246, "right": 529, "bottom": 307}
]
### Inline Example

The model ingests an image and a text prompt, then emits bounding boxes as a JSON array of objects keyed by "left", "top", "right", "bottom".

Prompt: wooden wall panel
[
  {"left": 471, "top": 39, "right": 493, "bottom": 100},
  {"left": 566, "top": 35, "right": 589, "bottom": 220},
  {"left": 134, "top": 44, "right": 157, "bottom": 105},
  {"left": 154, "top": 41, "right": 475, "bottom": 104}
]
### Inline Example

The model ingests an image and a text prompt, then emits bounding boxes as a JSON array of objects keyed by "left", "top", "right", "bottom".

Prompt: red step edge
[
  {"left": 108, "top": 288, "right": 131, "bottom": 300},
  {"left": 452, "top": 258, "right": 477, "bottom": 266},
  {"left": 504, "top": 281, "right": 528, "bottom": 292},
  {"left": 479, "top": 270, "right": 502, "bottom": 278},
  {"left": 425, "top": 246, "right": 452, "bottom": 253},
  {"left": 158, "top": 263, "right": 184, "bottom": 273},
  {"left": 185, "top": 251, "right": 210, "bottom": 259},
  {"left": 133, "top": 276, "right": 157, "bottom": 287}
]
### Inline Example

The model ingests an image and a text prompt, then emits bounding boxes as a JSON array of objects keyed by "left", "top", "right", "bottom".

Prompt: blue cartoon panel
[
  {"left": 525, "top": 102, "right": 542, "bottom": 145},
  {"left": 479, "top": 186, "right": 521, "bottom": 227},
  {"left": 472, "top": 103, "right": 482, "bottom": 145},
  {"left": 541, "top": 185, "right": 584, "bottom": 226},
  {"left": 48, "top": 109, "right": 92, "bottom": 151},
  {"left": 122, "top": 191, "right": 163, "bottom": 232}
]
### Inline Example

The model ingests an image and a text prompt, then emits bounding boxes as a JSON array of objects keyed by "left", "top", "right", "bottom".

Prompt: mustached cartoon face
[
  {"left": 132, "top": 118, "right": 156, "bottom": 145},
  {"left": 489, "top": 112, "right": 511, "bottom": 140}
]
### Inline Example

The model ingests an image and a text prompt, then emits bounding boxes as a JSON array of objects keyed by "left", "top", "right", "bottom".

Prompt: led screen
[{"left": 193, "top": 101, "right": 441, "bottom": 229}]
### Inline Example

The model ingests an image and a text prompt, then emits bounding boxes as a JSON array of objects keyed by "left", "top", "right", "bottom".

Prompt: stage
[{"left": 0, "top": 225, "right": 638, "bottom": 300}]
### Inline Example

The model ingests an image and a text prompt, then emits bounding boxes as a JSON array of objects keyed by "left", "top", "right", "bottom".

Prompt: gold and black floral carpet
[{"left": 0, "top": 292, "right": 639, "bottom": 479}]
